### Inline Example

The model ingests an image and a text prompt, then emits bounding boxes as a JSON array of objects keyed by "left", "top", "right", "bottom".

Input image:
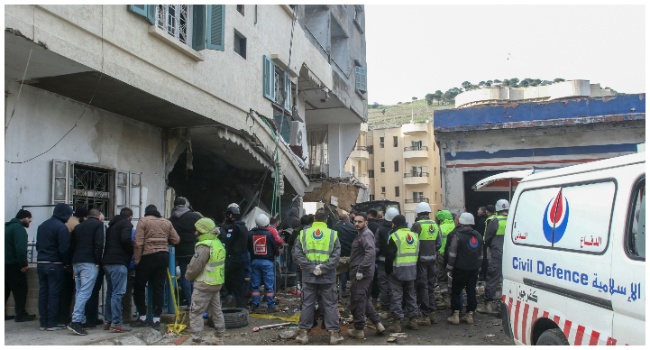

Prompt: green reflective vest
[
  {"left": 300, "top": 222, "right": 338, "bottom": 264},
  {"left": 390, "top": 228, "right": 419, "bottom": 268},
  {"left": 195, "top": 237, "right": 226, "bottom": 285},
  {"left": 417, "top": 219, "right": 439, "bottom": 241},
  {"left": 496, "top": 215, "right": 508, "bottom": 236},
  {"left": 438, "top": 220, "right": 456, "bottom": 254}
]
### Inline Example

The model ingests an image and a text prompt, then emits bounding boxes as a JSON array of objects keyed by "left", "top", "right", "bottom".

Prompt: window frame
[{"left": 625, "top": 177, "right": 645, "bottom": 261}]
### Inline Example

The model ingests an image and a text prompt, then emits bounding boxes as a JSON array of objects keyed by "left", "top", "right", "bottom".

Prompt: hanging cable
[{"left": 5, "top": 48, "right": 33, "bottom": 135}]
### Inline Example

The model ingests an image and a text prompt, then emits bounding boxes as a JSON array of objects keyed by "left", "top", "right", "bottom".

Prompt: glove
[
  {"left": 446, "top": 269, "right": 453, "bottom": 280},
  {"left": 356, "top": 272, "right": 363, "bottom": 281},
  {"left": 313, "top": 265, "right": 323, "bottom": 276}
]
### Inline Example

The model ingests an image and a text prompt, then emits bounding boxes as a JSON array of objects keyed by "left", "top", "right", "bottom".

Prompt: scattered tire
[
  {"left": 537, "top": 328, "right": 569, "bottom": 345},
  {"left": 222, "top": 307, "right": 249, "bottom": 329}
]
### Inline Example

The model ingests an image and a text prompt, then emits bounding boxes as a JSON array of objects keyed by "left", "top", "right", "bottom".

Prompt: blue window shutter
[
  {"left": 263, "top": 55, "right": 275, "bottom": 101},
  {"left": 192, "top": 5, "right": 207, "bottom": 50},
  {"left": 206, "top": 5, "right": 225, "bottom": 51},
  {"left": 355, "top": 66, "right": 367, "bottom": 92},
  {"left": 284, "top": 72, "right": 292, "bottom": 112},
  {"left": 128, "top": 5, "right": 155, "bottom": 25}
]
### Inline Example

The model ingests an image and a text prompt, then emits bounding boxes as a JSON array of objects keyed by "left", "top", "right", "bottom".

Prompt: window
[
  {"left": 369, "top": 194, "right": 375, "bottom": 201},
  {"left": 237, "top": 4, "right": 244, "bottom": 15},
  {"left": 263, "top": 56, "right": 293, "bottom": 112},
  {"left": 352, "top": 165, "right": 357, "bottom": 177},
  {"left": 627, "top": 178, "right": 645, "bottom": 259},
  {"left": 380, "top": 137, "right": 384, "bottom": 148},
  {"left": 412, "top": 140, "right": 422, "bottom": 149},
  {"left": 234, "top": 30, "right": 246, "bottom": 58},
  {"left": 395, "top": 186, "right": 400, "bottom": 197},
  {"left": 394, "top": 160, "right": 399, "bottom": 172},
  {"left": 412, "top": 166, "right": 423, "bottom": 176},
  {"left": 367, "top": 145, "right": 373, "bottom": 154},
  {"left": 413, "top": 192, "right": 424, "bottom": 202},
  {"left": 354, "top": 61, "right": 367, "bottom": 94},
  {"left": 369, "top": 169, "right": 374, "bottom": 178},
  {"left": 380, "top": 161, "right": 385, "bottom": 173},
  {"left": 381, "top": 186, "right": 386, "bottom": 194},
  {"left": 155, "top": 5, "right": 191, "bottom": 45},
  {"left": 393, "top": 136, "right": 398, "bottom": 147}
]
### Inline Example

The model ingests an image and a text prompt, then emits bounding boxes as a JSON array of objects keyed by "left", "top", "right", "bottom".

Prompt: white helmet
[
  {"left": 496, "top": 199, "right": 510, "bottom": 211},
  {"left": 415, "top": 202, "right": 432, "bottom": 214},
  {"left": 255, "top": 213, "right": 270, "bottom": 227},
  {"left": 227, "top": 202, "right": 240, "bottom": 210},
  {"left": 385, "top": 207, "right": 400, "bottom": 222},
  {"left": 459, "top": 212, "right": 475, "bottom": 225}
]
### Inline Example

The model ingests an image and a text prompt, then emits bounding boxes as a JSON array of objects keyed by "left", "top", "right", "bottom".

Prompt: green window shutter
[
  {"left": 192, "top": 5, "right": 207, "bottom": 50},
  {"left": 283, "top": 72, "right": 292, "bottom": 112},
  {"left": 206, "top": 5, "right": 225, "bottom": 51},
  {"left": 128, "top": 5, "right": 155, "bottom": 25},
  {"left": 355, "top": 66, "right": 367, "bottom": 93},
  {"left": 263, "top": 55, "right": 275, "bottom": 101}
]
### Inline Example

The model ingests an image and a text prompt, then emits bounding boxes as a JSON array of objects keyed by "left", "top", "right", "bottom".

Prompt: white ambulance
[{"left": 501, "top": 152, "right": 645, "bottom": 345}]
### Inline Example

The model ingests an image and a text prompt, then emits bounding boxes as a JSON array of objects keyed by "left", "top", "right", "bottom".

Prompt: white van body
[{"left": 501, "top": 152, "right": 645, "bottom": 345}]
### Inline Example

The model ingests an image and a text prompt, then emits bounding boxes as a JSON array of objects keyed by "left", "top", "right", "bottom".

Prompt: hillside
[{"left": 368, "top": 99, "right": 454, "bottom": 130}]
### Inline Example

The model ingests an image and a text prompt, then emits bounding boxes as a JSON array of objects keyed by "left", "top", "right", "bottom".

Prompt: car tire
[
  {"left": 537, "top": 328, "right": 569, "bottom": 345},
  {"left": 222, "top": 307, "right": 249, "bottom": 329}
]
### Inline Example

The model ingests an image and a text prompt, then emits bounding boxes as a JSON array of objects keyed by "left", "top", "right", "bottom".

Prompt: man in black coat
[
  {"left": 219, "top": 205, "right": 249, "bottom": 308},
  {"left": 169, "top": 197, "right": 202, "bottom": 309},
  {"left": 332, "top": 213, "right": 357, "bottom": 297}
]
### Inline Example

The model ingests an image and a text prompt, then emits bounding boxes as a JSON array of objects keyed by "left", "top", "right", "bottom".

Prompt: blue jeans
[
  {"left": 37, "top": 263, "right": 64, "bottom": 328},
  {"left": 104, "top": 264, "right": 128, "bottom": 326},
  {"left": 250, "top": 259, "right": 275, "bottom": 308},
  {"left": 177, "top": 256, "right": 193, "bottom": 307},
  {"left": 72, "top": 263, "right": 99, "bottom": 324}
]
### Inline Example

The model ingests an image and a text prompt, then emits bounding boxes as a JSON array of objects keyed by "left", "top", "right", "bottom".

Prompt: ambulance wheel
[
  {"left": 223, "top": 308, "right": 249, "bottom": 329},
  {"left": 537, "top": 328, "right": 569, "bottom": 345}
]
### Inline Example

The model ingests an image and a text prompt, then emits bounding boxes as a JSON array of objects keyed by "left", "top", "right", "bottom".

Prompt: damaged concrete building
[
  {"left": 5, "top": 4, "right": 368, "bottom": 236},
  {"left": 433, "top": 81, "right": 645, "bottom": 215}
]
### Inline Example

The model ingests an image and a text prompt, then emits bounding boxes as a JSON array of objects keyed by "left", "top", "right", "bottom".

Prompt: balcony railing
[
  {"left": 405, "top": 198, "right": 429, "bottom": 203},
  {"left": 355, "top": 146, "right": 368, "bottom": 151},
  {"left": 404, "top": 172, "right": 429, "bottom": 178},
  {"left": 404, "top": 146, "right": 429, "bottom": 152}
]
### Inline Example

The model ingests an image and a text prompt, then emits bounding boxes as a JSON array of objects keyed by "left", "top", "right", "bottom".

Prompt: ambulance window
[{"left": 627, "top": 178, "right": 645, "bottom": 260}]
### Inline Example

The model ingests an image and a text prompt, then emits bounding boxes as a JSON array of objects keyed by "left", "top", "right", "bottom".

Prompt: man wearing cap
[
  {"left": 247, "top": 213, "right": 279, "bottom": 311},
  {"left": 186, "top": 217, "right": 226, "bottom": 345},
  {"left": 445, "top": 213, "right": 483, "bottom": 325},
  {"left": 5, "top": 209, "right": 37, "bottom": 322},
  {"left": 477, "top": 199, "right": 509, "bottom": 315},
  {"left": 410, "top": 202, "right": 442, "bottom": 326},
  {"left": 218, "top": 203, "right": 250, "bottom": 308},
  {"left": 385, "top": 214, "right": 420, "bottom": 333},
  {"left": 374, "top": 207, "right": 398, "bottom": 318},
  {"left": 293, "top": 208, "right": 344, "bottom": 345}
]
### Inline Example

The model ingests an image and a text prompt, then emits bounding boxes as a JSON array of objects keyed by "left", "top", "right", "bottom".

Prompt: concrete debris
[{"left": 278, "top": 329, "right": 299, "bottom": 340}]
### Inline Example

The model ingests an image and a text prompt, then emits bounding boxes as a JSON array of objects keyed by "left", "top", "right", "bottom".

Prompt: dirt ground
[{"left": 155, "top": 285, "right": 514, "bottom": 346}]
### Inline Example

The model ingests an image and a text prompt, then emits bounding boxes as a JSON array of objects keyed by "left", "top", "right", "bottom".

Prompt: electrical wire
[{"left": 5, "top": 48, "right": 33, "bottom": 135}]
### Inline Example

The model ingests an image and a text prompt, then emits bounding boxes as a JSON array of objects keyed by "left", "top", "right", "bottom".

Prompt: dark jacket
[
  {"left": 102, "top": 215, "right": 134, "bottom": 266},
  {"left": 36, "top": 203, "right": 73, "bottom": 264},
  {"left": 445, "top": 225, "right": 483, "bottom": 271},
  {"left": 248, "top": 227, "right": 279, "bottom": 261},
  {"left": 374, "top": 219, "right": 392, "bottom": 263},
  {"left": 349, "top": 226, "right": 376, "bottom": 279},
  {"left": 5, "top": 218, "right": 28, "bottom": 266},
  {"left": 219, "top": 220, "right": 249, "bottom": 262},
  {"left": 332, "top": 220, "right": 357, "bottom": 257},
  {"left": 475, "top": 213, "right": 488, "bottom": 238},
  {"left": 169, "top": 206, "right": 201, "bottom": 258},
  {"left": 367, "top": 218, "right": 380, "bottom": 236},
  {"left": 71, "top": 216, "right": 105, "bottom": 265}
]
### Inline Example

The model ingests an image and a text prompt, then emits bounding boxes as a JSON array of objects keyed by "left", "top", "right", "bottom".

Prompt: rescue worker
[
  {"left": 479, "top": 205, "right": 496, "bottom": 282},
  {"left": 445, "top": 213, "right": 483, "bottom": 325},
  {"left": 435, "top": 210, "right": 455, "bottom": 309},
  {"left": 410, "top": 202, "right": 441, "bottom": 326},
  {"left": 347, "top": 213, "right": 385, "bottom": 339},
  {"left": 185, "top": 218, "right": 226, "bottom": 345},
  {"left": 218, "top": 204, "right": 249, "bottom": 308},
  {"left": 375, "top": 207, "right": 398, "bottom": 319},
  {"left": 247, "top": 213, "right": 279, "bottom": 311},
  {"left": 477, "top": 200, "right": 508, "bottom": 315},
  {"left": 385, "top": 215, "right": 420, "bottom": 332},
  {"left": 292, "top": 208, "right": 344, "bottom": 345}
]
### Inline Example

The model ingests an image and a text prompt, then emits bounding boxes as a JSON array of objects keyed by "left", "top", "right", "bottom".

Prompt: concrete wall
[
  {"left": 328, "top": 123, "right": 361, "bottom": 178},
  {"left": 4, "top": 82, "right": 166, "bottom": 241}
]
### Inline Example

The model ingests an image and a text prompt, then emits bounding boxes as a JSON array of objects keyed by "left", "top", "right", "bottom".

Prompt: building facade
[{"left": 5, "top": 4, "right": 368, "bottom": 240}]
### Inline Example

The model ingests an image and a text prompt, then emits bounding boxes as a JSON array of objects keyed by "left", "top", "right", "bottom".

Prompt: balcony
[
  {"left": 403, "top": 146, "right": 429, "bottom": 159},
  {"left": 404, "top": 172, "right": 429, "bottom": 185},
  {"left": 350, "top": 146, "right": 370, "bottom": 160},
  {"left": 405, "top": 198, "right": 429, "bottom": 204},
  {"left": 402, "top": 122, "right": 429, "bottom": 135}
]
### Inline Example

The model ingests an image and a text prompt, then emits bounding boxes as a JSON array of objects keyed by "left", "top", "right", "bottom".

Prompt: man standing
[
  {"left": 132, "top": 205, "right": 180, "bottom": 328},
  {"left": 218, "top": 204, "right": 249, "bottom": 309},
  {"left": 479, "top": 205, "right": 496, "bottom": 282},
  {"left": 435, "top": 210, "right": 456, "bottom": 309},
  {"left": 102, "top": 207, "right": 134, "bottom": 332},
  {"left": 37, "top": 203, "right": 73, "bottom": 331},
  {"left": 410, "top": 202, "right": 441, "bottom": 326},
  {"left": 477, "top": 200, "right": 509, "bottom": 315},
  {"left": 475, "top": 207, "right": 488, "bottom": 239},
  {"left": 293, "top": 208, "right": 344, "bottom": 345},
  {"left": 375, "top": 207, "right": 398, "bottom": 318},
  {"left": 385, "top": 215, "right": 420, "bottom": 332},
  {"left": 186, "top": 218, "right": 226, "bottom": 345},
  {"left": 366, "top": 209, "right": 380, "bottom": 235},
  {"left": 169, "top": 196, "right": 202, "bottom": 310},
  {"left": 445, "top": 213, "right": 483, "bottom": 325},
  {"left": 67, "top": 209, "right": 104, "bottom": 336},
  {"left": 5, "top": 209, "right": 36, "bottom": 322},
  {"left": 332, "top": 213, "right": 357, "bottom": 298},
  {"left": 247, "top": 214, "right": 279, "bottom": 311},
  {"left": 347, "top": 213, "right": 385, "bottom": 339}
]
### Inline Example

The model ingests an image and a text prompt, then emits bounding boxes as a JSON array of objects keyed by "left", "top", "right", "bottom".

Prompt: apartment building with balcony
[{"left": 5, "top": 4, "right": 368, "bottom": 238}]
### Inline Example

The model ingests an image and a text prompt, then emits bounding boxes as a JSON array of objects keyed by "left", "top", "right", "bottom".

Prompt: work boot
[
  {"left": 447, "top": 310, "right": 460, "bottom": 325},
  {"left": 477, "top": 300, "right": 498, "bottom": 315},
  {"left": 296, "top": 329, "right": 309, "bottom": 344},
  {"left": 429, "top": 313, "right": 438, "bottom": 325},
  {"left": 378, "top": 311, "right": 389, "bottom": 320},
  {"left": 329, "top": 330, "right": 345, "bottom": 345},
  {"left": 407, "top": 318, "right": 419, "bottom": 330},
  {"left": 388, "top": 319, "right": 402, "bottom": 333},
  {"left": 416, "top": 315, "right": 431, "bottom": 326},
  {"left": 375, "top": 322, "right": 386, "bottom": 335},
  {"left": 347, "top": 328, "right": 364, "bottom": 339},
  {"left": 211, "top": 336, "right": 225, "bottom": 345},
  {"left": 463, "top": 311, "right": 474, "bottom": 325}
]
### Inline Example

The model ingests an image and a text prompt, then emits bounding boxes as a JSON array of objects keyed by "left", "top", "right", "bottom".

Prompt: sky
[{"left": 365, "top": 4, "right": 646, "bottom": 105}]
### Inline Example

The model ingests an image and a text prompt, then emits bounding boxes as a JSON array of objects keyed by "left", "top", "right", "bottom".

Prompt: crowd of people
[{"left": 5, "top": 196, "right": 510, "bottom": 345}]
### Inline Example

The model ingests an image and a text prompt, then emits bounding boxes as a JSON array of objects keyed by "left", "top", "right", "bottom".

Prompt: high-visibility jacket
[
  {"left": 438, "top": 220, "right": 455, "bottom": 254},
  {"left": 390, "top": 227, "right": 419, "bottom": 280},
  {"left": 195, "top": 235, "right": 226, "bottom": 285},
  {"left": 483, "top": 214, "right": 497, "bottom": 238},
  {"left": 300, "top": 222, "right": 338, "bottom": 264},
  {"left": 416, "top": 219, "right": 439, "bottom": 262},
  {"left": 495, "top": 215, "right": 508, "bottom": 236}
]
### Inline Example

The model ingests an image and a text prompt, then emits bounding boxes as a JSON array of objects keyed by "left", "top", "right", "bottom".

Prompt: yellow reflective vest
[
  {"left": 300, "top": 222, "right": 338, "bottom": 264},
  {"left": 195, "top": 236, "right": 226, "bottom": 285},
  {"left": 495, "top": 215, "right": 508, "bottom": 236},
  {"left": 390, "top": 228, "right": 419, "bottom": 279}
]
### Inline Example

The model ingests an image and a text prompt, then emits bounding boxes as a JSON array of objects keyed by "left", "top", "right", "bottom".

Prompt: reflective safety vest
[
  {"left": 495, "top": 215, "right": 508, "bottom": 236},
  {"left": 417, "top": 219, "right": 438, "bottom": 262},
  {"left": 483, "top": 214, "right": 497, "bottom": 238},
  {"left": 300, "top": 222, "right": 338, "bottom": 264},
  {"left": 438, "top": 220, "right": 456, "bottom": 254},
  {"left": 390, "top": 228, "right": 419, "bottom": 269},
  {"left": 195, "top": 237, "right": 226, "bottom": 285}
]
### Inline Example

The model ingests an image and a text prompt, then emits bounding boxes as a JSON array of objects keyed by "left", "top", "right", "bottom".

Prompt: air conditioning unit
[{"left": 290, "top": 121, "right": 305, "bottom": 146}]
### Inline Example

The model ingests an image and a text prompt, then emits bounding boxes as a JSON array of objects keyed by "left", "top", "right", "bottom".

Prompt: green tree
[
  {"left": 461, "top": 81, "right": 472, "bottom": 91},
  {"left": 554, "top": 78, "right": 565, "bottom": 83},
  {"left": 433, "top": 90, "right": 443, "bottom": 105},
  {"left": 425, "top": 93, "right": 435, "bottom": 106}
]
